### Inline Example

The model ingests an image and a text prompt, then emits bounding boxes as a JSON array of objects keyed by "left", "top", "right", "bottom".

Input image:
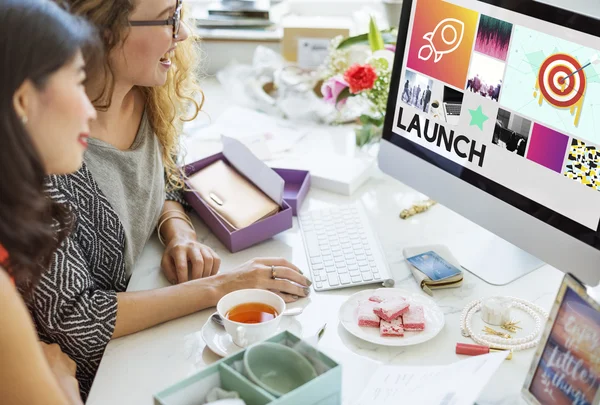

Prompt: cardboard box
[
  {"left": 282, "top": 15, "right": 352, "bottom": 67},
  {"left": 154, "top": 331, "right": 342, "bottom": 405}
]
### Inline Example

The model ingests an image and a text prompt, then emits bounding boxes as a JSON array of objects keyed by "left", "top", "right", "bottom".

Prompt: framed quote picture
[{"left": 523, "top": 273, "right": 600, "bottom": 405}]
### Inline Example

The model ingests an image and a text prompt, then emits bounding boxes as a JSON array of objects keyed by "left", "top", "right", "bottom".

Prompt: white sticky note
[{"left": 297, "top": 37, "right": 331, "bottom": 69}]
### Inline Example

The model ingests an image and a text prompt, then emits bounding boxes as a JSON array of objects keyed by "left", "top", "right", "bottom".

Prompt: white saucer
[
  {"left": 339, "top": 288, "right": 445, "bottom": 347},
  {"left": 201, "top": 313, "right": 303, "bottom": 357}
]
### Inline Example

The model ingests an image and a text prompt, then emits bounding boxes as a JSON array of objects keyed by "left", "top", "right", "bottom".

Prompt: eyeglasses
[{"left": 129, "top": 0, "right": 183, "bottom": 39}]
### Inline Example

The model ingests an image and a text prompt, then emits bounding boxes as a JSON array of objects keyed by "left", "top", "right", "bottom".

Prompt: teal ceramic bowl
[{"left": 243, "top": 342, "right": 318, "bottom": 397}]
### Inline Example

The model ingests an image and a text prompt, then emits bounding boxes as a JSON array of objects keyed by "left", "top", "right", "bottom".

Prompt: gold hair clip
[
  {"left": 400, "top": 199, "right": 437, "bottom": 219},
  {"left": 483, "top": 326, "right": 512, "bottom": 339},
  {"left": 501, "top": 320, "right": 522, "bottom": 333}
]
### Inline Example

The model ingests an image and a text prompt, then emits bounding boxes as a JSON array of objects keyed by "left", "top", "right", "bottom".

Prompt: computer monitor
[{"left": 378, "top": 0, "right": 600, "bottom": 286}]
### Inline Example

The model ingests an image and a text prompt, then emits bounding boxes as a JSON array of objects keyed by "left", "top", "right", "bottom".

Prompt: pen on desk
[
  {"left": 317, "top": 323, "right": 327, "bottom": 341},
  {"left": 456, "top": 343, "right": 513, "bottom": 360}
]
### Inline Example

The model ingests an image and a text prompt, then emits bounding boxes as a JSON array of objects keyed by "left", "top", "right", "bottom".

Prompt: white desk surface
[{"left": 86, "top": 78, "right": 565, "bottom": 405}]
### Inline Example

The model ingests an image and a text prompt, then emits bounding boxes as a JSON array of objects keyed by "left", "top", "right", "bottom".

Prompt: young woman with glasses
[
  {"left": 0, "top": 1, "right": 98, "bottom": 403},
  {"left": 28, "top": 0, "right": 311, "bottom": 398}
]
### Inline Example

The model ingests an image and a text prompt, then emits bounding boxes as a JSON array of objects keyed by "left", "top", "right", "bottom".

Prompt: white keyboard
[{"left": 299, "top": 202, "right": 394, "bottom": 291}]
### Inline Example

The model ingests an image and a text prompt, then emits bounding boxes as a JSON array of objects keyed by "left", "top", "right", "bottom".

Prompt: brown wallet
[{"left": 187, "top": 160, "right": 280, "bottom": 230}]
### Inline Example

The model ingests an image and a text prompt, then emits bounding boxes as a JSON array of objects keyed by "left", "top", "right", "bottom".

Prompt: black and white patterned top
[{"left": 28, "top": 163, "right": 186, "bottom": 399}]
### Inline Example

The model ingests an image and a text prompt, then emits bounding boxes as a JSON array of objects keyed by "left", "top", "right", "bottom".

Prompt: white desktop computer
[{"left": 379, "top": 0, "right": 600, "bottom": 286}]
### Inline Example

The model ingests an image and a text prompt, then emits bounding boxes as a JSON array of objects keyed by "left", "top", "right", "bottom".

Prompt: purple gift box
[
  {"left": 272, "top": 168, "right": 311, "bottom": 216},
  {"left": 184, "top": 153, "right": 310, "bottom": 253}
]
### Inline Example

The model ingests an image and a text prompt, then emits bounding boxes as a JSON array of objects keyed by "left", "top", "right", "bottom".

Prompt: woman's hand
[
  {"left": 214, "top": 257, "right": 311, "bottom": 303},
  {"left": 39, "top": 342, "right": 82, "bottom": 405},
  {"left": 161, "top": 236, "right": 221, "bottom": 284}
]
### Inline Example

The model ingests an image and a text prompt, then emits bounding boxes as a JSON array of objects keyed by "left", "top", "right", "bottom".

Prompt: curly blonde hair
[{"left": 59, "top": 0, "right": 203, "bottom": 191}]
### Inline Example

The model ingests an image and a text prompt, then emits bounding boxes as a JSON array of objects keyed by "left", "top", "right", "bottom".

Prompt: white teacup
[{"left": 217, "top": 289, "right": 286, "bottom": 348}]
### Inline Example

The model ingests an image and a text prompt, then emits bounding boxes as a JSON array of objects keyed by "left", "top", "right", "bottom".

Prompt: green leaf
[
  {"left": 336, "top": 30, "right": 396, "bottom": 50},
  {"left": 368, "top": 16, "right": 384, "bottom": 52},
  {"left": 336, "top": 86, "right": 353, "bottom": 105},
  {"left": 359, "top": 114, "right": 384, "bottom": 127},
  {"left": 354, "top": 121, "right": 383, "bottom": 147}
]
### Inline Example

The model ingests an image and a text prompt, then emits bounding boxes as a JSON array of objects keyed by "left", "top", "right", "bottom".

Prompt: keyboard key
[
  {"left": 312, "top": 263, "right": 324, "bottom": 270},
  {"left": 316, "top": 282, "right": 323, "bottom": 289},
  {"left": 328, "top": 273, "right": 340, "bottom": 286},
  {"left": 304, "top": 233, "right": 321, "bottom": 257},
  {"left": 340, "top": 273, "right": 351, "bottom": 284},
  {"left": 362, "top": 272, "right": 373, "bottom": 281},
  {"left": 360, "top": 265, "right": 371, "bottom": 272},
  {"left": 349, "top": 270, "right": 360, "bottom": 277},
  {"left": 358, "top": 260, "right": 368, "bottom": 266},
  {"left": 348, "top": 264, "right": 358, "bottom": 271},
  {"left": 325, "top": 266, "right": 337, "bottom": 273},
  {"left": 334, "top": 257, "right": 344, "bottom": 263},
  {"left": 373, "top": 272, "right": 381, "bottom": 280},
  {"left": 337, "top": 267, "right": 348, "bottom": 274},
  {"left": 310, "top": 257, "right": 322, "bottom": 265},
  {"left": 355, "top": 254, "right": 367, "bottom": 261},
  {"left": 351, "top": 275, "right": 362, "bottom": 283},
  {"left": 324, "top": 260, "right": 334, "bottom": 267}
]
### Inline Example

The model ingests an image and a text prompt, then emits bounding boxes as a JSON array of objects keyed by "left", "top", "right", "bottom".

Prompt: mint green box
[{"left": 154, "top": 331, "right": 341, "bottom": 405}]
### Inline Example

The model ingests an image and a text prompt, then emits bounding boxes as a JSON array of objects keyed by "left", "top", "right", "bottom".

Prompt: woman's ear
[
  {"left": 12, "top": 80, "right": 35, "bottom": 122},
  {"left": 103, "top": 27, "right": 113, "bottom": 44}
]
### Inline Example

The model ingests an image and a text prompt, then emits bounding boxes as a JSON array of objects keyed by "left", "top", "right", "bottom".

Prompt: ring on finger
[{"left": 271, "top": 265, "right": 277, "bottom": 279}]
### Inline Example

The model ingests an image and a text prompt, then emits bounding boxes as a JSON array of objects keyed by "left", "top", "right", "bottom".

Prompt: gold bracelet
[
  {"left": 158, "top": 209, "right": 186, "bottom": 222},
  {"left": 157, "top": 213, "right": 195, "bottom": 246}
]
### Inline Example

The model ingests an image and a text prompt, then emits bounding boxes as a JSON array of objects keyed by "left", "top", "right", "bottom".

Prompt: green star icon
[{"left": 469, "top": 105, "right": 489, "bottom": 131}]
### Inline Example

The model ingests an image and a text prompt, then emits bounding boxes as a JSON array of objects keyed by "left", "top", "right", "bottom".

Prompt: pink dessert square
[
  {"left": 380, "top": 318, "right": 404, "bottom": 337},
  {"left": 373, "top": 299, "right": 410, "bottom": 322},
  {"left": 369, "top": 295, "right": 384, "bottom": 303},
  {"left": 402, "top": 305, "right": 425, "bottom": 331},
  {"left": 357, "top": 301, "right": 380, "bottom": 327}
]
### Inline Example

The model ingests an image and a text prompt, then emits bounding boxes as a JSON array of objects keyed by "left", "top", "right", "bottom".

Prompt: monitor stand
[{"left": 448, "top": 228, "right": 545, "bottom": 286}]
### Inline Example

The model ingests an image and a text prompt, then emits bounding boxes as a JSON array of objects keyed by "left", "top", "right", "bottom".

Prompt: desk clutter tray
[{"left": 154, "top": 331, "right": 341, "bottom": 405}]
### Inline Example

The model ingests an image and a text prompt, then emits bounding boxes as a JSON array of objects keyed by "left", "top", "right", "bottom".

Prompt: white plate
[
  {"left": 201, "top": 313, "right": 303, "bottom": 357},
  {"left": 338, "top": 288, "right": 445, "bottom": 346}
]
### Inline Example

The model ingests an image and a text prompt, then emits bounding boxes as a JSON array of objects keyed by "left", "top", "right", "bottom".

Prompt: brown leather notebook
[{"left": 187, "top": 160, "right": 279, "bottom": 230}]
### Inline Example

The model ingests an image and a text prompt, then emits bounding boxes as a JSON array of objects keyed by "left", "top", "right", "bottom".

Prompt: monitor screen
[{"left": 384, "top": 0, "right": 600, "bottom": 250}]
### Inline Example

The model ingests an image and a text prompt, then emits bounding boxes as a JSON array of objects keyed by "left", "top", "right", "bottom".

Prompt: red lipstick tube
[{"left": 456, "top": 343, "right": 512, "bottom": 360}]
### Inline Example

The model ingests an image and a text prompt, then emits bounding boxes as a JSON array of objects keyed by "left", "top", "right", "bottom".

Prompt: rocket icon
[{"left": 418, "top": 18, "right": 465, "bottom": 63}]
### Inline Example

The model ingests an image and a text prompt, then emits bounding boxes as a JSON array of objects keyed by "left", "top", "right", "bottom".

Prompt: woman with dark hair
[{"left": 0, "top": 0, "right": 97, "bottom": 403}]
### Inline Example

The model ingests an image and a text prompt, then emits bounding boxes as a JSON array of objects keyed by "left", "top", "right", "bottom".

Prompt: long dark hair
[{"left": 0, "top": 0, "right": 99, "bottom": 289}]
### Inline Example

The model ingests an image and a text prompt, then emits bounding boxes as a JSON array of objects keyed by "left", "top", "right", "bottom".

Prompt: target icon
[{"left": 535, "top": 53, "right": 587, "bottom": 126}]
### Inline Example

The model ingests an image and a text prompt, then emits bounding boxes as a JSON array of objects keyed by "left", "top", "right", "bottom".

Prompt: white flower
[
  {"left": 368, "top": 50, "right": 395, "bottom": 71},
  {"left": 347, "top": 45, "right": 372, "bottom": 65}
]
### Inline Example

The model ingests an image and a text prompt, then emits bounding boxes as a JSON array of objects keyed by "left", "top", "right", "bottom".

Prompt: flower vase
[
  {"left": 354, "top": 112, "right": 384, "bottom": 150},
  {"left": 355, "top": 122, "right": 382, "bottom": 148}
]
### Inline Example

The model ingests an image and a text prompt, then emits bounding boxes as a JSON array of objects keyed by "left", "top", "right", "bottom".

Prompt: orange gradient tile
[{"left": 407, "top": 0, "right": 479, "bottom": 89}]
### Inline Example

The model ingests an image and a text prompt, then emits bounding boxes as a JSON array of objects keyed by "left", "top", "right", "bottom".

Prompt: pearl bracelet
[{"left": 460, "top": 297, "right": 549, "bottom": 351}]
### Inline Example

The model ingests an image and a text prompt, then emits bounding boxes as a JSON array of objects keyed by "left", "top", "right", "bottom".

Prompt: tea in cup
[{"left": 217, "top": 289, "right": 285, "bottom": 347}]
